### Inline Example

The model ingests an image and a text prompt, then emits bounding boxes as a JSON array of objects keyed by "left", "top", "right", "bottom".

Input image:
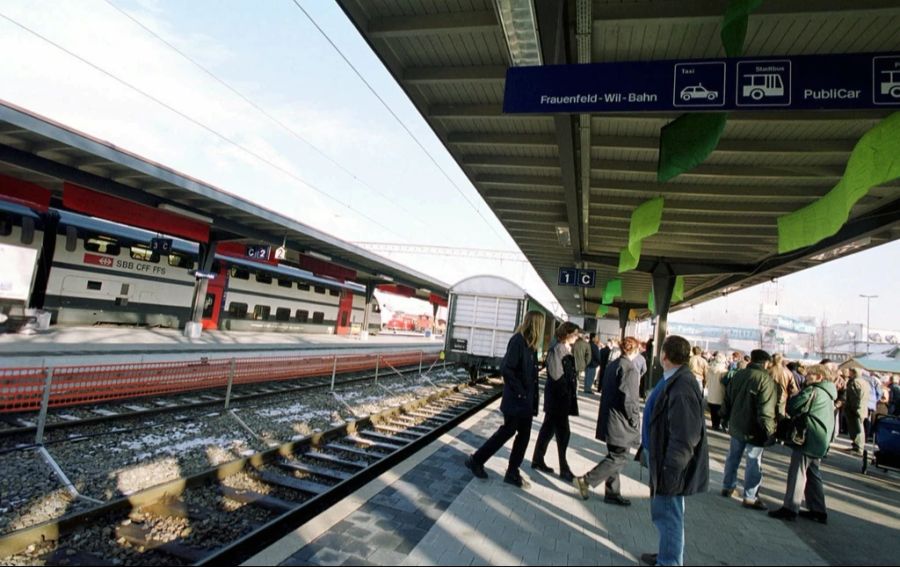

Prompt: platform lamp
[{"left": 860, "top": 294, "right": 878, "bottom": 355}]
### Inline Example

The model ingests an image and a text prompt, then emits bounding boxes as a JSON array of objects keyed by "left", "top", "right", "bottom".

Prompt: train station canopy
[
  {"left": 337, "top": 0, "right": 900, "bottom": 319},
  {"left": 0, "top": 101, "right": 448, "bottom": 301}
]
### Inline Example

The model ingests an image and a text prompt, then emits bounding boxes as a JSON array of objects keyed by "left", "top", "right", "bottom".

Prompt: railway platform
[
  {"left": 0, "top": 327, "right": 441, "bottom": 367},
  {"left": 252, "top": 392, "right": 900, "bottom": 566}
]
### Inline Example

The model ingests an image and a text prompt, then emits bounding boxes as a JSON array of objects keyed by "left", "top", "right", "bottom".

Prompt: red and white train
[{"left": 0, "top": 200, "right": 380, "bottom": 334}]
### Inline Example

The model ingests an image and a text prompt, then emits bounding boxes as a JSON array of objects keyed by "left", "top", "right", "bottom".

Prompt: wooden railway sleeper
[{"left": 275, "top": 460, "right": 352, "bottom": 482}]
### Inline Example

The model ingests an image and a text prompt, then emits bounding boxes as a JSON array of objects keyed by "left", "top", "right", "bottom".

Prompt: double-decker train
[{"left": 0, "top": 200, "right": 380, "bottom": 334}]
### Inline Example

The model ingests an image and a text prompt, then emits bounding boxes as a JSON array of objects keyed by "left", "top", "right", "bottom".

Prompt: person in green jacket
[
  {"left": 719, "top": 349, "right": 777, "bottom": 510},
  {"left": 769, "top": 364, "right": 837, "bottom": 525}
]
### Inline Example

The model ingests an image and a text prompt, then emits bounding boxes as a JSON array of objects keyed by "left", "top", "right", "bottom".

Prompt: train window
[
  {"left": 372, "top": 303, "right": 381, "bottom": 313},
  {"left": 130, "top": 245, "right": 159, "bottom": 263},
  {"left": 65, "top": 226, "right": 78, "bottom": 252},
  {"left": 298, "top": 283, "right": 310, "bottom": 292},
  {"left": 275, "top": 307, "right": 291, "bottom": 321},
  {"left": 120, "top": 283, "right": 130, "bottom": 295},
  {"left": 255, "top": 273, "right": 273, "bottom": 285},
  {"left": 87, "top": 281, "right": 102, "bottom": 291},
  {"left": 253, "top": 305, "right": 271, "bottom": 320},
  {"left": 296, "top": 310, "right": 309, "bottom": 323},
  {"left": 228, "top": 302, "right": 248, "bottom": 318},
  {"left": 329, "top": 289, "right": 340, "bottom": 297},
  {"left": 314, "top": 286, "right": 326, "bottom": 294},
  {"left": 0, "top": 214, "right": 10, "bottom": 236},
  {"left": 277, "top": 278, "right": 293, "bottom": 289},
  {"left": 312, "top": 312, "right": 325, "bottom": 324},
  {"left": 84, "top": 236, "right": 120, "bottom": 256},
  {"left": 231, "top": 267, "right": 250, "bottom": 280},
  {"left": 168, "top": 253, "right": 193, "bottom": 269}
]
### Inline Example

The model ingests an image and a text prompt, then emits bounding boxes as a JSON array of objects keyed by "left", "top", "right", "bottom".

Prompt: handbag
[{"left": 778, "top": 388, "right": 818, "bottom": 446}]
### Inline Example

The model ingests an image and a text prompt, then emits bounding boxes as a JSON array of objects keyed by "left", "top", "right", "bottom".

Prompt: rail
[{"left": 0, "top": 350, "right": 440, "bottom": 413}]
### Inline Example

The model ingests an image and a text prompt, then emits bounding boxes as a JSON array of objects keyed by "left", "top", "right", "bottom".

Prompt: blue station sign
[{"left": 503, "top": 52, "right": 900, "bottom": 113}]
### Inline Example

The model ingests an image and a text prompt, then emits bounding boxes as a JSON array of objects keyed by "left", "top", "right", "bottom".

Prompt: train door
[
  {"left": 336, "top": 290, "right": 353, "bottom": 335},
  {"left": 201, "top": 262, "right": 228, "bottom": 330}
]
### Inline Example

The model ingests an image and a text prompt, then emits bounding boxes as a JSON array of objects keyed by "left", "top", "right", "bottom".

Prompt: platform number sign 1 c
[
  {"left": 558, "top": 268, "right": 596, "bottom": 287},
  {"left": 151, "top": 238, "right": 173, "bottom": 253}
]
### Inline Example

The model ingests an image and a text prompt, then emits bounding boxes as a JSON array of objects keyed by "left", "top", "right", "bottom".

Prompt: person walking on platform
[
  {"left": 862, "top": 370, "right": 883, "bottom": 442},
  {"left": 639, "top": 335, "right": 709, "bottom": 567},
  {"left": 706, "top": 352, "right": 729, "bottom": 431},
  {"left": 770, "top": 353, "right": 799, "bottom": 419},
  {"left": 531, "top": 322, "right": 581, "bottom": 482},
  {"left": 573, "top": 334, "right": 592, "bottom": 391},
  {"left": 465, "top": 310, "right": 545, "bottom": 489},
  {"left": 844, "top": 368, "right": 870, "bottom": 455},
  {"left": 720, "top": 349, "right": 776, "bottom": 511},
  {"left": 584, "top": 333, "right": 603, "bottom": 395},
  {"left": 573, "top": 337, "right": 641, "bottom": 505},
  {"left": 688, "top": 346, "right": 708, "bottom": 389},
  {"left": 598, "top": 340, "right": 612, "bottom": 393},
  {"left": 769, "top": 364, "right": 837, "bottom": 524}
]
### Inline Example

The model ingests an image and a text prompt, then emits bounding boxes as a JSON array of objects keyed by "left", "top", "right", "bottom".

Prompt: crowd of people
[{"left": 463, "top": 310, "right": 900, "bottom": 566}]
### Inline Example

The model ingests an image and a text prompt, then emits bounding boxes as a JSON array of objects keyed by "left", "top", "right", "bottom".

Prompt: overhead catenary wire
[
  {"left": 0, "top": 10, "right": 405, "bottom": 241},
  {"left": 288, "top": 0, "right": 508, "bottom": 243},
  {"left": 100, "top": 0, "right": 429, "bottom": 230}
]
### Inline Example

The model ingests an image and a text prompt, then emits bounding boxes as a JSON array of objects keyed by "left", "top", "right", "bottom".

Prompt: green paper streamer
[
  {"left": 778, "top": 112, "right": 900, "bottom": 253},
  {"left": 618, "top": 197, "right": 664, "bottom": 273},
  {"left": 721, "top": 0, "right": 763, "bottom": 57},
  {"left": 657, "top": 113, "right": 728, "bottom": 183},
  {"left": 596, "top": 305, "right": 609, "bottom": 317},
  {"left": 648, "top": 290, "right": 656, "bottom": 316},
  {"left": 602, "top": 279, "right": 623, "bottom": 305},
  {"left": 673, "top": 276, "right": 685, "bottom": 303}
]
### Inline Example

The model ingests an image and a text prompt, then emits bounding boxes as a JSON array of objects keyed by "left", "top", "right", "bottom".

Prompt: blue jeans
[
  {"left": 584, "top": 366, "right": 598, "bottom": 393},
  {"left": 651, "top": 495, "right": 684, "bottom": 566},
  {"left": 722, "top": 436, "right": 765, "bottom": 500}
]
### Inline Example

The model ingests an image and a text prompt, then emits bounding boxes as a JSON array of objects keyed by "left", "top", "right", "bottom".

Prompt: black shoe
[
  {"left": 504, "top": 474, "right": 531, "bottom": 489},
  {"left": 721, "top": 488, "right": 735, "bottom": 498},
  {"left": 603, "top": 493, "right": 632, "bottom": 507},
  {"left": 464, "top": 456, "right": 488, "bottom": 480},
  {"left": 768, "top": 507, "right": 797, "bottom": 521},
  {"left": 640, "top": 553, "right": 658, "bottom": 566},
  {"left": 531, "top": 461, "right": 554, "bottom": 474},
  {"left": 742, "top": 498, "right": 768, "bottom": 511},
  {"left": 798, "top": 510, "right": 828, "bottom": 524},
  {"left": 559, "top": 469, "right": 575, "bottom": 482}
]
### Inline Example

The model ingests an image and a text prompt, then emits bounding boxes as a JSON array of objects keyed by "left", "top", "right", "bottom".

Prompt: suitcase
[{"left": 873, "top": 415, "right": 900, "bottom": 471}]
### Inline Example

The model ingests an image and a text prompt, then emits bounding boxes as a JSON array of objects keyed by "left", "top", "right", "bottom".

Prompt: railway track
[
  {"left": 0, "top": 380, "right": 501, "bottom": 566},
  {"left": 0, "top": 361, "right": 447, "bottom": 443}
]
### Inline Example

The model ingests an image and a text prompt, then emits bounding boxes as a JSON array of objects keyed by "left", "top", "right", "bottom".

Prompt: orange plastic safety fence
[{"left": 0, "top": 351, "right": 439, "bottom": 413}]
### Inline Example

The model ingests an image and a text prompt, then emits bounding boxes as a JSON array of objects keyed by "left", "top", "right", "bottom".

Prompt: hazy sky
[{"left": 0, "top": 0, "right": 896, "bottom": 332}]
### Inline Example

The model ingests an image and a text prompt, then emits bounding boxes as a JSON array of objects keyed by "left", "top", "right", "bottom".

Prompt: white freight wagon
[{"left": 444, "top": 275, "right": 555, "bottom": 382}]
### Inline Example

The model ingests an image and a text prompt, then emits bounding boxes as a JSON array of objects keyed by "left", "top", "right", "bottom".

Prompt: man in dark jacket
[
  {"left": 639, "top": 336, "right": 709, "bottom": 567},
  {"left": 597, "top": 340, "right": 612, "bottom": 393},
  {"left": 584, "top": 333, "right": 603, "bottom": 394},
  {"left": 720, "top": 349, "right": 776, "bottom": 511},
  {"left": 574, "top": 337, "right": 642, "bottom": 504}
]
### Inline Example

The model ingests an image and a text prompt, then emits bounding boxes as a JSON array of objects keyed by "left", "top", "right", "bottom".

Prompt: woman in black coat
[
  {"left": 465, "top": 310, "right": 545, "bottom": 488},
  {"left": 574, "top": 336, "right": 642, "bottom": 505},
  {"left": 531, "top": 321, "right": 581, "bottom": 481}
]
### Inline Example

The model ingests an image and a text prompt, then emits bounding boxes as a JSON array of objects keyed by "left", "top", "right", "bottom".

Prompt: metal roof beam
[
  {"left": 591, "top": 135, "right": 855, "bottom": 154},
  {"left": 449, "top": 133, "right": 557, "bottom": 147},
  {"left": 591, "top": 110, "right": 894, "bottom": 123},
  {"left": 590, "top": 180, "right": 829, "bottom": 200},
  {"left": 592, "top": 159, "right": 844, "bottom": 179},
  {"left": 403, "top": 65, "right": 506, "bottom": 84},
  {"left": 581, "top": 252, "right": 753, "bottom": 276},
  {"left": 535, "top": 0, "right": 582, "bottom": 264},
  {"left": 476, "top": 173, "right": 563, "bottom": 188},
  {"left": 465, "top": 155, "right": 560, "bottom": 169},
  {"left": 590, "top": 197, "right": 809, "bottom": 215},
  {"left": 592, "top": 0, "right": 900, "bottom": 23},
  {"left": 368, "top": 11, "right": 498, "bottom": 38}
]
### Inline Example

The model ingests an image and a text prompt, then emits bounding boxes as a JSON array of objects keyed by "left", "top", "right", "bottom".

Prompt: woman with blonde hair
[
  {"left": 706, "top": 352, "right": 729, "bottom": 431},
  {"left": 466, "top": 310, "right": 545, "bottom": 488}
]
